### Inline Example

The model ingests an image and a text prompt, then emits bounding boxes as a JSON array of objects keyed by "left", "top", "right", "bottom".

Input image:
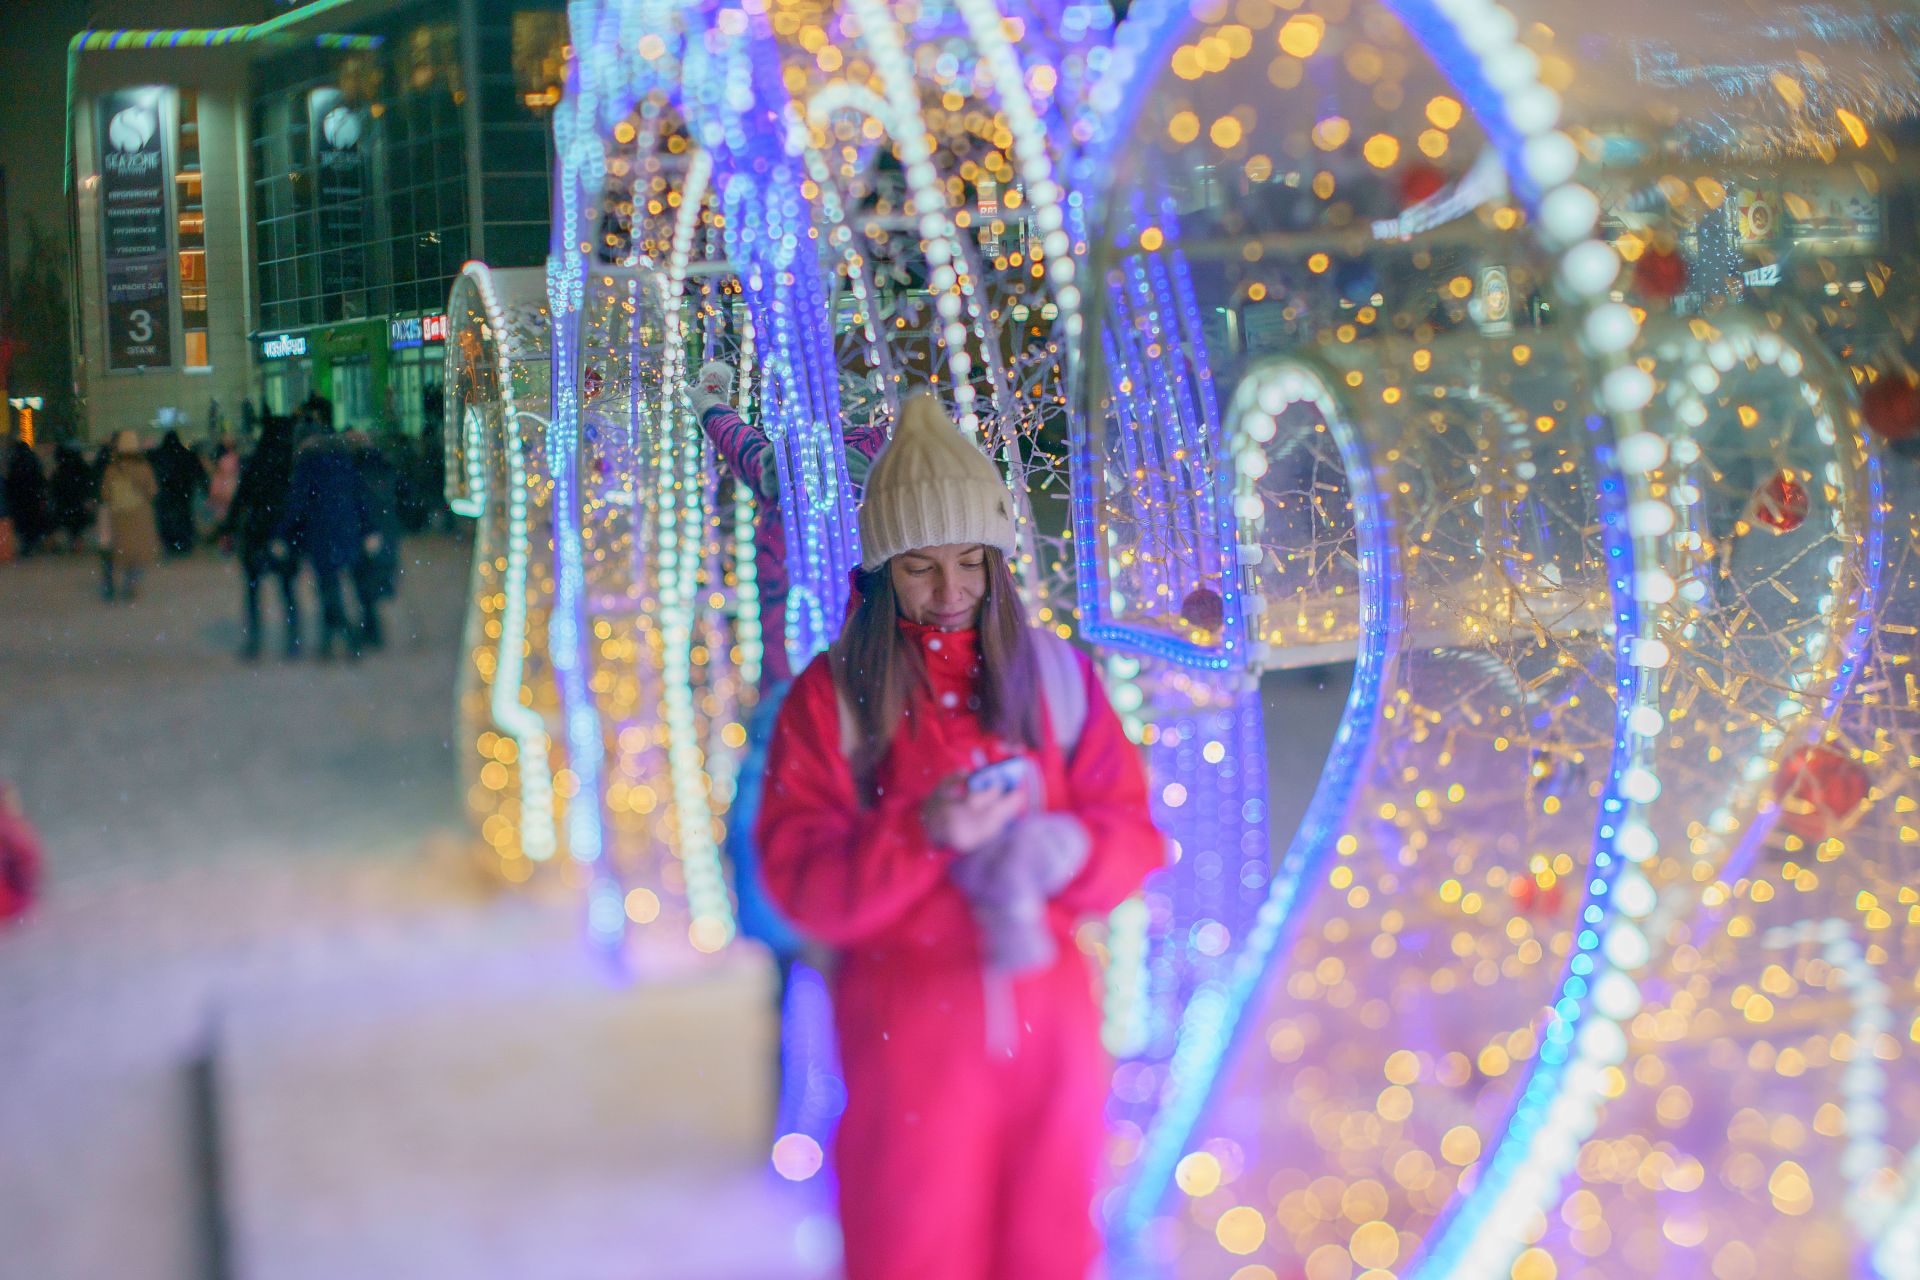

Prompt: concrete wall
[{"left": 72, "top": 54, "right": 256, "bottom": 445}]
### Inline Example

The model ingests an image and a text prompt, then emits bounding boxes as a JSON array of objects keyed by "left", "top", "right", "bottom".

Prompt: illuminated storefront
[{"left": 67, "top": 0, "right": 567, "bottom": 442}]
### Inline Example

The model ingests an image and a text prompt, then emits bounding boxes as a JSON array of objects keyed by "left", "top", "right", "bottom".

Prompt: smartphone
[{"left": 967, "top": 756, "right": 1033, "bottom": 797}]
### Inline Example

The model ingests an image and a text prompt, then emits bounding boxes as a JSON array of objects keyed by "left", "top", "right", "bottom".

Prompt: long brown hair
[{"left": 830, "top": 546, "right": 1043, "bottom": 783}]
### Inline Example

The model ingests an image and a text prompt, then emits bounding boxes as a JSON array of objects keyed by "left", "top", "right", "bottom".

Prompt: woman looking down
[{"left": 756, "top": 391, "right": 1165, "bottom": 1280}]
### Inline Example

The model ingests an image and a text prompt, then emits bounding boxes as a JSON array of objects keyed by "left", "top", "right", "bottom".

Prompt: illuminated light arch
[
  {"left": 1069, "top": 1, "right": 1637, "bottom": 1272},
  {"left": 1066, "top": 2, "right": 1898, "bottom": 1276},
  {"left": 449, "top": 4, "right": 1917, "bottom": 1270},
  {"left": 445, "top": 262, "right": 559, "bottom": 869}
]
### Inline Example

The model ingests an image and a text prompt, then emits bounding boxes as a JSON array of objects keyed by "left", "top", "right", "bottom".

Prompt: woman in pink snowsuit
[{"left": 757, "top": 392, "right": 1164, "bottom": 1280}]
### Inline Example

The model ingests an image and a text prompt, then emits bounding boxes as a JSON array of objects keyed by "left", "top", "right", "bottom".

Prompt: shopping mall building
[{"left": 66, "top": 0, "right": 567, "bottom": 442}]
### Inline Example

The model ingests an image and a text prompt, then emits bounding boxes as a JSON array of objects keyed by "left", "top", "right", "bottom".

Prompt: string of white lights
[
  {"left": 454, "top": 262, "right": 558, "bottom": 864},
  {"left": 660, "top": 147, "right": 735, "bottom": 952}
]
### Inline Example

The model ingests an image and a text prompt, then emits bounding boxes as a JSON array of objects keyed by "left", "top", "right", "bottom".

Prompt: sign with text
[
  {"left": 309, "top": 88, "right": 368, "bottom": 297},
  {"left": 259, "top": 332, "right": 309, "bottom": 360},
  {"left": 391, "top": 313, "right": 451, "bottom": 348},
  {"left": 98, "top": 86, "right": 172, "bottom": 370}
]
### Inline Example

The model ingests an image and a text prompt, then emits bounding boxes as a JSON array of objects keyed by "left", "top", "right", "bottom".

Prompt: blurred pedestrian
[
  {"left": 98, "top": 429, "right": 159, "bottom": 602},
  {"left": 0, "top": 780, "right": 43, "bottom": 925},
  {"left": 3, "top": 438, "right": 51, "bottom": 556},
  {"left": 150, "top": 429, "right": 206, "bottom": 557},
  {"left": 277, "top": 425, "right": 369, "bottom": 660},
  {"left": 346, "top": 430, "right": 401, "bottom": 650},
  {"left": 224, "top": 415, "right": 300, "bottom": 660},
  {"left": 0, "top": 466, "right": 14, "bottom": 564},
  {"left": 207, "top": 437, "right": 241, "bottom": 530},
  {"left": 48, "top": 444, "right": 97, "bottom": 550},
  {"left": 420, "top": 385, "right": 450, "bottom": 532},
  {"left": 690, "top": 358, "right": 885, "bottom": 1063}
]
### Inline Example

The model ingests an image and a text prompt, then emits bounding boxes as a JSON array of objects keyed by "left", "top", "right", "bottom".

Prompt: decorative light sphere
[
  {"left": 1750, "top": 470, "right": 1810, "bottom": 534},
  {"left": 1180, "top": 586, "right": 1226, "bottom": 634},
  {"left": 1631, "top": 244, "right": 1688, "bottom": 301},
  {"left": 1771, "top": 744, "right": 1870, "bottom": 841},
  {"left": 1860, "top": 371, "right": 1920, "bottom": 442}
]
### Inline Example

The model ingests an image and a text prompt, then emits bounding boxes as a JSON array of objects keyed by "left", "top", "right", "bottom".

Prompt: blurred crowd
[{"left": 1, "top": 394, "right": 453, "bottom": 661}]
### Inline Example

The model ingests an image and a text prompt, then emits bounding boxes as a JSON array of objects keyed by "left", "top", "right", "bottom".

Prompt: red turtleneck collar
[{"left": 897, "top": 616, "right": 983, "bottom": 685}]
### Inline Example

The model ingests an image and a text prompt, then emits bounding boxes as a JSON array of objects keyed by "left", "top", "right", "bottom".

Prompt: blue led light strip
[
  {"left": 1111, "top": 357, "right": 1399, "bottom": 1241},
  {"left": 547, "top": 41, "right": 623, "bottom": 949}
]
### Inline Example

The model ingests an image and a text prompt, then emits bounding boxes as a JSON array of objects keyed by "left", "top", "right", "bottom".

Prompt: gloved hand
[
  {"left": 950, "top": 813, "right": 1090, "bottom": 975},
  {"left": 691, "top": 360, "right": 735, "bottom": 418}
]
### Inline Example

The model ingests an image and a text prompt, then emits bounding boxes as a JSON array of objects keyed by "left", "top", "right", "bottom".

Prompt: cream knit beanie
[{"left": 858, "top": 391, "right": 1018, "bottom": 570}]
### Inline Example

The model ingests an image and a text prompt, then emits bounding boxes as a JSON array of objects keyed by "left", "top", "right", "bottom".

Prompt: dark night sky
[{"left": 0, "top": 0, "right": 97, "bottom": 273}]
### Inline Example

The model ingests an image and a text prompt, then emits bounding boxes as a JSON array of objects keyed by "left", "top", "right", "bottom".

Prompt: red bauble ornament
[
  {"left": 1181, "top": 585, "right": 1225, "bottom": 633},
  {"left": 1862, "top": 373, "right": 1920, "bottom": 443},
  {"left": 1509, "top": 872, "right": 1565, "bottom": 916},
  {"left": 583, "top": 365, "right": 605, "bottom": 400},
  {"left": 1751, "top": 471, "right": 1810, "bottom": 533},
  {"left": 1772, "top": 744, "right": 1869, "bottom": 840},
  {"left": 1633, "top": 247, "right": 1689, "bottom": 301},
  {"left": 1398, "top": 163, "right": 1447, "bottom": 206}
]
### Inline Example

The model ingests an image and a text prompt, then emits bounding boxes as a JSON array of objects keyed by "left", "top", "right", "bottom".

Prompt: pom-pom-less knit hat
[{"left": 857, "top": 391, "right": 1018, "bottom": 570}]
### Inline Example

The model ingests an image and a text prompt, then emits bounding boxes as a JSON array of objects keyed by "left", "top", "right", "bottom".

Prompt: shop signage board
[
  {"left": 98, "top": 86, "right": 173, "bottom": 370},
  {"left": 391, "top": 314, "right": 451, "bottom": 348}
]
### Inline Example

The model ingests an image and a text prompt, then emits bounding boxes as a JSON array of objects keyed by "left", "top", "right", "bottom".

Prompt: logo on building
[
  {"left": 321, "top": 105, "right": 363, "bottom": 151},
  {"left": 109, "top": 106, "right": 157, "bottom": 153},
  {"left": 260, "top": 333, "right": 309, "bottom": 359}
]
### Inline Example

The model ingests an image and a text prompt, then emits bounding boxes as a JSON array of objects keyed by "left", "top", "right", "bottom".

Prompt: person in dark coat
[
  {"left": 419, "top": 386, "right": 450, "bottom": 532},
  {"left": 3, "top": 440, "right": 52, "bottom": 556},
  {"left": 276, "top": 427, "right": 370, "bottom": 660},
  {"left": 223, "top": 415, "right": 301, "bottom": 660},
  {"left": 48, "top": 445, "right": 97, "bottom": 548},
  {"left": 0, "top": 779, "right": 44, "bottom": 926},
  {"left": 150, "top": 429, "right": 207, "bottom": 556},
  {"left": 345, "top": 432, "right": 402, "bottom": 650}
]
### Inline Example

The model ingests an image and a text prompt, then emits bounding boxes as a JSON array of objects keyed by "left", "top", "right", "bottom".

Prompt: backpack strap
[
  {"left": 1031, "top": 631, "right": 1087, "bottom": 761},
  {"left": 836, "top": 686, "right": 859, "bottom": 760}
]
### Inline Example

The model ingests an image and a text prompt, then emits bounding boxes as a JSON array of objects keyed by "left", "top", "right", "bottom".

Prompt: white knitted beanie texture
[{"left": 857, "top": 391, "right": 1018, "bottom": 570}]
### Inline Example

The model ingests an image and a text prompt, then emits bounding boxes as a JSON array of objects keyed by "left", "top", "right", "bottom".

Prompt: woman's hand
[{"left": 921, "top": 777, "right": 1026, "bottom": 855}]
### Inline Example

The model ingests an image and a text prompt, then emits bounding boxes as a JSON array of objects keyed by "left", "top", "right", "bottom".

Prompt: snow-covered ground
[{"left": 0, "top": 540, "right": 829, "bottom": 1280}]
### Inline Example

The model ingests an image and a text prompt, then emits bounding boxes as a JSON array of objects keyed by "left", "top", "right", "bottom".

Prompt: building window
[{"left": 178, "top": 90, "right": 210, "bottom": 366}]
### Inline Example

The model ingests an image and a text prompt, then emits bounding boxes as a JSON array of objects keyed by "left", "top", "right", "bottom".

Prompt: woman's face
[{"left": 890, "top": 543, "right": 989, "bottom": 630}]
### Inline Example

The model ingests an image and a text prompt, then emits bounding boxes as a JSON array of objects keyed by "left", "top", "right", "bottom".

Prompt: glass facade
[
  {"left": 249, "top": 0, "right": 564, "bottom": 332},
  {"left": 246, "top": 0, "right": 567, "bottom": 430}
]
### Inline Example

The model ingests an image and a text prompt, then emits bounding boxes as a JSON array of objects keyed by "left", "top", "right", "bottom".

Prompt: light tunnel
[{"left": 441, "top": 0, "right": 1919, "bottom": 1276}]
